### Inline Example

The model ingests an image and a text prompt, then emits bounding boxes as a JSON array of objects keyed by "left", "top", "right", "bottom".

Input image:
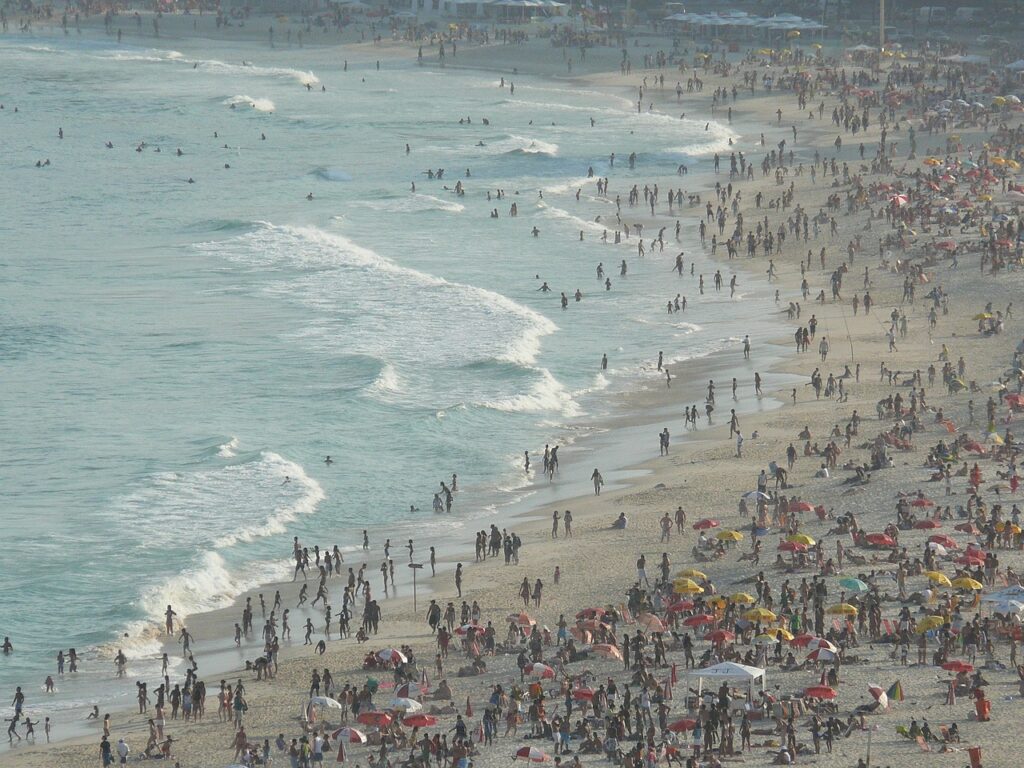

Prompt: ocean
[{"left": 0, "top": 32, "right": 783, "bottom": 721}]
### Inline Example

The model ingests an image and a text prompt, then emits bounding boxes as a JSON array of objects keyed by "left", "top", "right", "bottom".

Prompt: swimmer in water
[
  {"left": 324, "top": 456, "right": 333, "bottom": 465},
  {"left": 306, "top": 192, "right": 314, "bottom": 200},
  {"left": 282, "top": 476, "right": 291, "bottom": 485}
]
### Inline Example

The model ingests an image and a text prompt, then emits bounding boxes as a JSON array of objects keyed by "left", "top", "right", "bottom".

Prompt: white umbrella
[
  {"left": 389, "top": 697, "right": 423, "bottom": 713},
  {"left": 310, "top": 696, "right": 343, "bottom": 709},
  {"left": 927, "top": 542, "right": 948, "bottom": 556}
]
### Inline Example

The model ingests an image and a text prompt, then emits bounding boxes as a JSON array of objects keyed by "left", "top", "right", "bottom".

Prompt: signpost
[{"left": 408, "top": 563, "right": 424, "bottom": 612}]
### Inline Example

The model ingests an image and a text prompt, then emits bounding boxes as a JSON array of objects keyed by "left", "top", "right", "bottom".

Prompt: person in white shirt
[{"left": 116, "top": 738, "right": 130, "bottom": 765}]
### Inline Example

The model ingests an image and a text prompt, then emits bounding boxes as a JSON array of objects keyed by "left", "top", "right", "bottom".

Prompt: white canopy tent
[{"left": 687, "top": 661, "right": 766, "bottom": 701}]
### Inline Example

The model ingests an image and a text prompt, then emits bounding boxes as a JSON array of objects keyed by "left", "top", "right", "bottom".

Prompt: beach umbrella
[
  {"left": 636, "top": 613, "right": 667, "bottom": 633},
  {"left": 572, "top": 688, "right": 595, "bottom": 701},
  {"left": 929, "top": 534, "right": 958, "bottom": 549},
  {"left": 455, "top": 623, "right": 483, "bottom": 636},
  {"left": 742, "top": 491, "right": 771, "bottom": 501},
  {"left": 806, "top": 648, "right": 835, "bottom": 662},
  {"left": 706, "top": 596, "right": 727, "bottom": 609},
  {"left": 331, "top": 727, "right": 368, "bottom": 744},
  {"left": 914, "top": 519, "right": 941, "bottom": 529},
  {"left": 778, "top": 541, "right": 807, "bottom": 552},
  {"left": 924, "top": 157, "right": 942, "bottom": 166},
  {"left": 942, "top": 660, "right": 973, "bottom": 673},
  {"left": 402, "top": 715, "right": 438, "bottom": 728},
  {"left": 394, "top": 683, "right": 422, "bottom": 700},
  {"left": 790, "top": 501, "right": 815, "bottom": 513},
  {"left": 986, "top": 598, "right": 1024, "bottom": 614},
  {"left": 766, "top": 627, "right": 794, "bottom": 641},
  {"left": 667, "top": 718, "right": 697, "bottom": 732},
  {"left": 514, "top": 747, "right": 551, "bottom": 762},
  {"left": 787, "top": 533, "right": 815, "bottom": 546},
  {"left": 729, "top": 592, "right": 756, "bottom": 604},
  {"left": 804, "top": 686, "right": 837, "bottom": 700},
  {"left": 868, "top": 685, "right": 889, "bottom": 709},
  {"left": 575, "top": 608, "right": 606, "bottom": 620},
  {"left": 954, "top": 523, "right": 980, "bottom": 534},
  {"left": 827, "top": 603, "right": 858, "bottom": 616},
  {"left": 693, "top": 519, "right": 720, "bottom": 530},
  {"left": 673, "top": 579, "right": 704, "bottom": 595},
  {"left": 389, "top": 698, "right": 423, "bottom": 713},
  {"left": 951, "top": 577, "right": 983, "bottom": 590},
  {"left": 839, "top": 578, "right": 869, "bottom": 593},
  {"left": 525, "top": 663, "right": 555, "bottom": 679},
  {"left": 704, "top": 629, "right": 735, "bottom": 645},
  {"left": 717, "top": 530, "right": 743, "bottom": 542},
  {"left": 591, "top": 644, "right": 623, "bottom": 660},
  {"left": 311, "top": 696, "right": 344, "bottom": 709},
  {"left": 377, "top": 648, "right": 408, "bottom": 665},
  {"left": 925, "top": 571, "right": 952, "bottom": 586},
  {"left": 683, "top": 614, "right": 717, "bottom": 627},
  {"left": 357, "top": 711, "right": 393, "bottom": 727},
  {"left": 743, "top": 607, "right": 777, "bottom": 622},
  {"left": 927, "top": 542, "right": 948, "bottom": 556},
  {"left": 910, "top": 498, "right": 935, "bottom": 507},
  {"left": 916, "top": 615, "right": 945, "bottom": 633},
  {"left": 578, "top": 619, "right": 610, "bottom": 631},
  {"left": 667, "top": 600, "right": 695, "bottom": 613},
  {"left": 790, "top": 633, "right": 816, "bottom": 648},
  {"left": 807, "top": 638, "right": 838, "bottom": 652},
  {"left": 753, "top": 633, "right": 778, "bottom": 645},
  {"left": 676, "top": 568, "right": 707, "bottom": 580},
  {"left": 865, "top": 533, "right": 895, "bottom": 547}
]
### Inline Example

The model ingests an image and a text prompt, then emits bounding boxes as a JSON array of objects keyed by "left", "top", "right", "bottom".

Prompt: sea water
[{"left": 0, "top": 33, "right": 783, "bottom": 717}]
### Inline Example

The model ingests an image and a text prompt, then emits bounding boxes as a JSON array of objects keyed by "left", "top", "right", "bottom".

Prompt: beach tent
[{"left": 687, "top": 661, "right": 766, "bottom": 701}]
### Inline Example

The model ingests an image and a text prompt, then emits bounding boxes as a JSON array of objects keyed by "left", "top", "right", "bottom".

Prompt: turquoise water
[{"left": 0, "top": 34, "right": 780, "bottom": 714}]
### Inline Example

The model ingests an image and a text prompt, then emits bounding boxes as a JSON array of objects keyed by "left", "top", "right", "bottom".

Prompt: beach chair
[
  {"left": 882, "top": 618, "right": 895, "bottom": 638},
  {"left": 832, "top": 618, "right": 843, "bottom": 632},
  {"left": 619, "top": 604, "right": 636, "bottom": 625},
  {"left": 916, "top": 736, "right": 931, "bottom": 752}
]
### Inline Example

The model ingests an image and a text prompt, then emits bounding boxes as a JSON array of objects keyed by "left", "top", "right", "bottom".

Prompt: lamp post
[
  {"left": 408, "top": 563, "right": 424, "bottom": 612},
  {"left": 879, "top": 0, "right": 885, "bottom": 50}
]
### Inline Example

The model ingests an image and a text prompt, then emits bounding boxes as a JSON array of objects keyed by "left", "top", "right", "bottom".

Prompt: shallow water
[{"left": 0, "top": 34, "right": 783, "bottom": 716}]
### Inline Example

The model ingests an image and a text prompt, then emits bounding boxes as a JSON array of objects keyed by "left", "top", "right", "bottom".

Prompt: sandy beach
[{"left": 5, "top": 10, "right": 1024, "bottom": 768}]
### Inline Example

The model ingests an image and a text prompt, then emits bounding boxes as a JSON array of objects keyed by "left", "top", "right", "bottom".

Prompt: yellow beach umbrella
[
  {"left": 787, "top": 533, "right": 815, "bottom": 546},
  {"left": 771, "top": 628, "right": 795, "bottom": 641},
  {"left": 729, "top": 592, "right": 756, "bottom": 604},
  {"left": 917, "top": 615, "right": 945, "bottom": 632},
  {"left": 676, "top": 568, "right": 706, "bottom": 580},
  {"left": 706, "top": 595, "right": 727, "bottom": 608},
  {"left": 827, "top": 603, "right": 858, "bottom": 616},
  {"left": 744, "top": 607, "right": 777, "bottom": 622},
  {"left": 717, "top": 530, "right": 743, "bottom": 542},
  {"left": 992, "top": 156, "right": 1007, "bottom": 166},
  {"left": 925, "top": 571, "right": 952, "bottom": 586},
  {"left": 951, "top": 577, "right": 983, "bottom": 590},
  {"left": 924, "top": 157, "right": 942, "bottom": 166},
  {"left": 673, "top": 579, "right": 704, "bottom": 595}
]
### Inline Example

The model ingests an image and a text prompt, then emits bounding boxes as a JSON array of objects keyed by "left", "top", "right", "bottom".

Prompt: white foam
[
  {"left": 356, "top": 194, "right": 465, "bottom": 214},
  {"left": 536, "top": 201, "right": 607, "bottom": 235},
  {"left": 489, "top": 134, "right": 559, "bottom": 156},
  {"left": 217, "top": 436, "right": 240, "bottom": 458},
  {"left": 479, "top": 367, "right": 580, "bottom": 418},
  {"left": 137, "top": 551, "right": 292, "bottom": 626},
  {"left": 211, "top": 452, "right": 325, "bottom": 548},
  {"left": 96, "top": 48, "right": 319, "bottom": 85},
  {"left": 224, "top": 95, "right": 275, "bottom": 113},
  {"left": 197, "top": 222, "right": 556, "bottom": 368},
  {"left": 366, "top": 363, "right": 405, "bottom": 399}
]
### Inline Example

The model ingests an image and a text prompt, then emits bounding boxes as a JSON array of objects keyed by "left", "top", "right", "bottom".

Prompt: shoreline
[
  {"left": 0, "top": 22, "right": 800, "bottom": 755},
  {"left": 9, "top": 16, "right": 1024, "bottom": 768}
]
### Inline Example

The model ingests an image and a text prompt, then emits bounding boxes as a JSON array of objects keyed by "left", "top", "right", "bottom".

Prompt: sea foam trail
[
  {"left": 197, "top": 222, "right": 557, "bottom": 368},
  {"left": 217, "top": 436, "right": 240, "bottom": 457},
  {"left": 96, "top": 48, "right": 320, "bottom": 85},
  {"left": 224, "top": 95, "right": 275, "bottom": 113},
  {"left": 479, "top": 367, "right": 581, "bottom": 418}
]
